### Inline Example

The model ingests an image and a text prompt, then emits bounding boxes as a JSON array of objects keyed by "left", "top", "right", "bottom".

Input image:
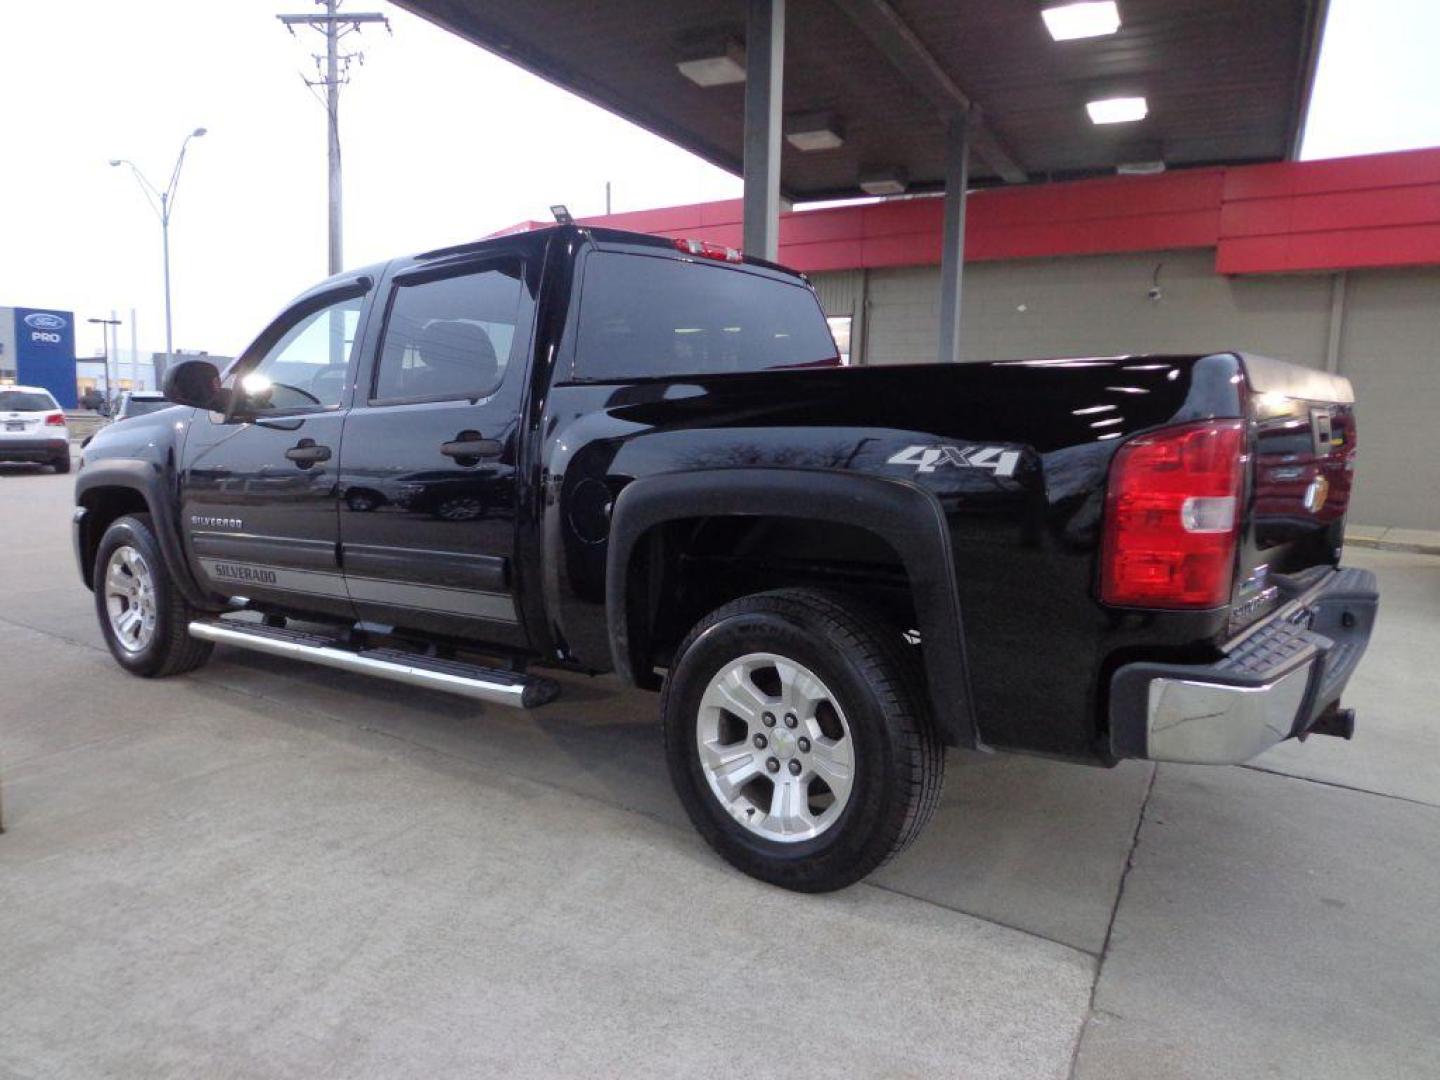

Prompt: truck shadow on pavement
[{"left": 195, "top": 644, "right": 1148, "bottom": 955}]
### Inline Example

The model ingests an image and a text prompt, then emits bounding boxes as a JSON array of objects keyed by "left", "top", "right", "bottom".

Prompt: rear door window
[{"left": 573, "top": 252, "right": 838, "bottom": 380}]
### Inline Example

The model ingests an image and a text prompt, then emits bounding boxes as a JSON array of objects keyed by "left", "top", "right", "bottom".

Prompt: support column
[
  {"left": 937, "top": 112, "right": 971, "bottom": 364},
  {"left": 743, "top": 0, "right": 784, "bottom": 261},
  {"left": 1324, "top": 270, "right": 1348, "bottom": 373}
]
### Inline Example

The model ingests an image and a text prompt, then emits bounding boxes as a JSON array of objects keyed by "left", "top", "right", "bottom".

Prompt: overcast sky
[{"left": 0, "top": 0, "right": 1436, "bottom": 368}]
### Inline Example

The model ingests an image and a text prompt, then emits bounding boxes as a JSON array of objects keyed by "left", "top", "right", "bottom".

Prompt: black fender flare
[
  {"left": 605, "top": 468, "right": 982, "bottom": 749},
  {"left": 75, "top": 460, "right": 211, "bottom": 610}
]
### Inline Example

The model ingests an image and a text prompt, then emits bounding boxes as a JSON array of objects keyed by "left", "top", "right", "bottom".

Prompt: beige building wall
[
  {"left": 1336, "top": 267, "right": 1440, "bottom": 529},
  {"left": 811, "top": 252, "right": 1438, "bottom": 530}
]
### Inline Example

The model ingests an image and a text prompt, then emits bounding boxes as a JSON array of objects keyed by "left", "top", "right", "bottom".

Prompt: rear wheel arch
[{"left": 606, "top": 468, "right": 982, "bottom": 748}]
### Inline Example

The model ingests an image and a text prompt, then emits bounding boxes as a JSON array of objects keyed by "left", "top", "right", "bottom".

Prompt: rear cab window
[{"left": 572, "top": 251, "right": 838, "bottom": 381}]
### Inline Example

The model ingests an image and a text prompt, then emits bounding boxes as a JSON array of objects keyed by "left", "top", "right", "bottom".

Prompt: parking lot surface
[{"left": 2, "top": 463, "right": 1437, "bottom": 1078}]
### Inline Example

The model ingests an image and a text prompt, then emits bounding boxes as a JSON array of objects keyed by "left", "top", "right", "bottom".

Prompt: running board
[{"left": 188, "top": 619, "right": 560, "bottom": 709}]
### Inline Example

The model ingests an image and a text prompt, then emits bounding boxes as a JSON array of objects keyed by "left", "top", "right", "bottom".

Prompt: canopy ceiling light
[
  {"left": 1087, "top": 96, "right": 1148, "bottom": 124},
  {"left": 1042, "top": 1, "right": 1122, "bottom": 41},
  {"left": 676, "top": 40, "right": 746, "bottom": 87},
  {"left": 858, "top": 168, "right": 907, "bottom": 196},
  {"left": 784, "top": 112, "right": 845, "bottom": 152}
]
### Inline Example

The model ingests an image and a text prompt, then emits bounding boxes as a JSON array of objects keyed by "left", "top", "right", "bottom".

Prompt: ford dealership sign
[
  {"left": 6, "top": 306, "right": 78, "bottom": 408},
  {"left": 23, "top": 312, "right": 68, "bottom": 332}
]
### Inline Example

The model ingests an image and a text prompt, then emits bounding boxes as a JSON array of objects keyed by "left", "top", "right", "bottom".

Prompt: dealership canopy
[
  {"left": 393, "top": 0, "right": 1327, "bottom": 360},
  {"left": 395, "top": 0, "right": 1323, "bottom": 195}
]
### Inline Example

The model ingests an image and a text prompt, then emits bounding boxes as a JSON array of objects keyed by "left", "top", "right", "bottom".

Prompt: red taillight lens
[
  {"left": 673, "top": 237, "right": 744, "bottom": 263},
  {"left": 44, "top": 412, "right": 66, "bottom": 427},
  {"left": 1101, "top": 420, "right": 1245, "bottom": 608}
]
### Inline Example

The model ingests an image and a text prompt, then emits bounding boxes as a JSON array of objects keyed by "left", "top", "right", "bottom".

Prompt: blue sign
[{"left": 13, "top": 307, "right": 77, "bottom": 408}]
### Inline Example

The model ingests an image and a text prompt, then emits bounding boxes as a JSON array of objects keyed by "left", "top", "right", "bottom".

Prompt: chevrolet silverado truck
[{"left": 73, "top": 225, "right": 1378, "bottom": 892}]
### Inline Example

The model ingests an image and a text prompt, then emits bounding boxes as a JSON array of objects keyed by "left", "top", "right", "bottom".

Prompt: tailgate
[{"left": 1230, "top": 354, "right": 1357, "bottom": 631}]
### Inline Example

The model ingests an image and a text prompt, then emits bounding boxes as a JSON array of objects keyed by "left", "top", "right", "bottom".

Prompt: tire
[
  {"left": 94, "top": 513, "right": 213, "bottom": 678},
  {"left": 662, "top": 588, "right": 945, "bottom": 892},
  {"left": 52, "top": 455, "right": 71, "bottom": 474}
]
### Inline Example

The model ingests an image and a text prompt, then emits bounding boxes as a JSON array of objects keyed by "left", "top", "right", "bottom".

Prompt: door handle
[
  {"left": 440, "top": 432, "right": 502, "bottom": 462},
  {"left": 285, "top": 439, "right": 332, "bottom": 467}
]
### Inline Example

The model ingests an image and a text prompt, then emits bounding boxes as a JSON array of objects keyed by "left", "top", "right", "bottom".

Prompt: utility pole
[
  {"left": 605, "top": 181, "right": 612, "bottom": 216},
  {"left": 278, "top": 0, "right": 389, "bottom": 276}
]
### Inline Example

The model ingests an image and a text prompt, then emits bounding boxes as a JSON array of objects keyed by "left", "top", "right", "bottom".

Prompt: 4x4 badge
[{"left": 887, "top": 444, "right": 1021, "bottom": 478}]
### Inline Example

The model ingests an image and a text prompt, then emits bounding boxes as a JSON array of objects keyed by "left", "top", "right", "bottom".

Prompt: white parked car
[{"left": 0, "top": 385, "right": 71, "bottom": 473}]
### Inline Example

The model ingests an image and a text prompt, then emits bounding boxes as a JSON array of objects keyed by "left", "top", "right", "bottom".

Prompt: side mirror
[{"left": 163, "top": 359, "right": 223, "bottom": 411}]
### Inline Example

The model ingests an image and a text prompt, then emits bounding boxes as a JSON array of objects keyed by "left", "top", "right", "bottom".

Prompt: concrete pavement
[{"left": 1, "top": 463, "right": 1437, "bottom": 1078}]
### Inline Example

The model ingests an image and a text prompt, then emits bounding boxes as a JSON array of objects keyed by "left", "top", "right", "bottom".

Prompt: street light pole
[
  {"left": 87, "top": 316, "right": 121, "bottom": 411},
  {"left": 110, "top": 127, "right": 207, "bottom": 365}
]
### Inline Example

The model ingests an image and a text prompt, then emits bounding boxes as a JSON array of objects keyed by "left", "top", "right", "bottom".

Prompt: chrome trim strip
[
  {"left": 196, "top": 558, "right": 518, "bottom": 623},
  {"left": 343, "top": 573, "right": 516, "bottom": 623},
  {"left": 197, "top": 558, "right": 350, "bottom": 597},
  {"left": 187, "top": 621, "right": 533, "bottom": 707}
]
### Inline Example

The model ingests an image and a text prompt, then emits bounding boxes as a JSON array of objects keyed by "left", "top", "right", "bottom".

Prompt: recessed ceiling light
[
  {"left": 676, "top": 41, "right": 746, "bottom": 87},
  {"left": 1043, "top": 1, "right": 1122, "bottom": 41},
  {"left": 859, "top": 168, "right": 907, "bottom": 196},
  {"left": 1087, "top": 96, "right": 1148, "bottom": 124},
  {"left": 785, "top": 111, "right": 845, "bottom": 152}
]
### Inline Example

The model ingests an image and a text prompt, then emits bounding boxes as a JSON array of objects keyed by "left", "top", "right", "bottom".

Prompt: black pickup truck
[{"left": 73, "top": 225, "right": 1378, "bottom": 891}]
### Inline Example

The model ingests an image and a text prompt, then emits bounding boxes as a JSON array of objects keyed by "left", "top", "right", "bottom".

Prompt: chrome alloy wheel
[
  {"left": 104, "top": 545, "right": 158, "bottom": 654},
  {"left": 696, "top": 652, "right": 855, "bottom": 843}
]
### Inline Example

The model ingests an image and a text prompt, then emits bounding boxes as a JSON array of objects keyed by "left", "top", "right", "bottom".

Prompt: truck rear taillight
[
  {"left": 44, "top": 412, "right": 66, "bottom": 426},
  {"left": 673, "top": 237, "right": 744, "bottom": 263},
  {"left": 1101, "top": 419, "right": 1245, "bottom": 609}
]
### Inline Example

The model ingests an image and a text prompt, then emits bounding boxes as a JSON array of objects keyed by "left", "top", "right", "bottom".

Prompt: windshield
[
  {"left": 122, "top": 398, "right": 171, "bottom": 418},
  {"left": 0, "top": 391, "right": 58, "bottom": 412}
]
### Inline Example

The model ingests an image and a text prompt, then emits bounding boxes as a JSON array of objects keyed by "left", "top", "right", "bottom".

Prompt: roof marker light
[
  {"left": 1087, "top": 96, "right": 1148, "bottom": 124},
  {"left": 1042, "top": 1, "right": 1121, "bottom": 41},
  {"left": 673, "top": 237, "right": 744, "bottom": 263}
]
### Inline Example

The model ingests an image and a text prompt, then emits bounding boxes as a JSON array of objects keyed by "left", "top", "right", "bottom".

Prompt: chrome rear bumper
[{"left": 1110, "top": 567, "right": 1378, "bottom": 765}]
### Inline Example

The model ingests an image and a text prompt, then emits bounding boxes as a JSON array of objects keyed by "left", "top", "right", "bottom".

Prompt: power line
[{"left": 277, "top": 0, "right": 390, "bottom": 275}]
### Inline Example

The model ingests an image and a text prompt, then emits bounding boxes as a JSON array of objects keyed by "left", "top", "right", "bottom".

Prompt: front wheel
[
  {"left": 662, "top": 589, "right": 944, "bottom": 892},
  {"left": 94, "top": 513, "right": 213, "bottom": 677}
]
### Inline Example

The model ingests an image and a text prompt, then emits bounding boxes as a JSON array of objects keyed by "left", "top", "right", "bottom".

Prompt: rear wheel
[
  {"left": 94, "top": 513, "right": 213, "bottom": 677},
  {"left": 662, "top": 588, "right": 944, "bottom": 892},
  {"left": 52, "top": 454, "right": 71, "bottom": 474}
]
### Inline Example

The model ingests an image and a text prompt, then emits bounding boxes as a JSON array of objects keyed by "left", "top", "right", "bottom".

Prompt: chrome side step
[{"left": 188, "top": 619, "right": 560, "bottom": 709}]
